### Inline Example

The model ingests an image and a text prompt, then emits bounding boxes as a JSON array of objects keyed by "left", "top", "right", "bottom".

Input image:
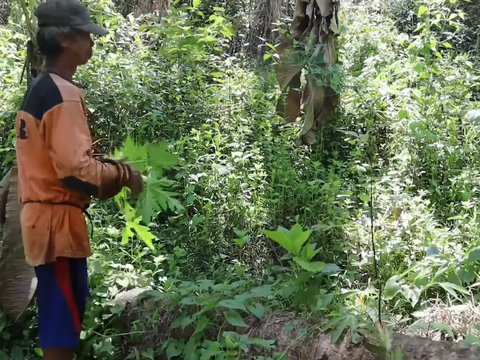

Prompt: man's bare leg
[{"left": 43, "top": 347, "right": 75, "bottom": 360}]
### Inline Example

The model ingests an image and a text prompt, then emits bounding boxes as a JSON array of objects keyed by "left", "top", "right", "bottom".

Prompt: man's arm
[{"left": 41, "top": 100, "right": 137, "bottom": 200}]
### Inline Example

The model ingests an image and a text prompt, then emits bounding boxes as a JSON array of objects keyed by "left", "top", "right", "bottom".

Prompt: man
[{"left": 15, "top": 1, "right": 143, "bottom": 359}]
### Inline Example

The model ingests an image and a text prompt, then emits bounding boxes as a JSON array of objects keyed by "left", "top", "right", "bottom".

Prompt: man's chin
[{"left": 79, "top": 56, "right": 92, "bottom": 66}]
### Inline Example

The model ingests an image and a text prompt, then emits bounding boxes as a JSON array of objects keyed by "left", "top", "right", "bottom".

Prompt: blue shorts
[{"left": 34, "top": 257, "right": 89, "bottom": 349}]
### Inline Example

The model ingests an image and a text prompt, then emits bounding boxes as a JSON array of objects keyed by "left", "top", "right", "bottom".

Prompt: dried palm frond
[{"left": 274, "top": 0, "right": 340, "bottom": 146}]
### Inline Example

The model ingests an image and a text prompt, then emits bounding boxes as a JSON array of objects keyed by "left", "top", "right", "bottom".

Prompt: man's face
[{"left": 61, "top": 30, "right": 94, "bottom": 66}]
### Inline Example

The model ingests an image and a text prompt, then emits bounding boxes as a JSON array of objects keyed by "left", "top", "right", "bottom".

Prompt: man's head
[{"left": 35, "top": 0, "right": 108, "bottom": 66}]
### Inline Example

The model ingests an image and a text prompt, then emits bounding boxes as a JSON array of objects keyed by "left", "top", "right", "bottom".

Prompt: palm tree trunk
[
  {"left": 20, "top": 0, "right": 44, "bottom": 85},
  {"left": 0, "top": 164, "right": 37, "bottom": 321}
]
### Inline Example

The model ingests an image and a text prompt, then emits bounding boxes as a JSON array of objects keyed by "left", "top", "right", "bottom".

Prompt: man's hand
[
  {"left": 95, "top": 157, "right": 144, "bottom": 200},
  {"left": 118, "top": 159, "right": 144, "bottom": 199},
  {"left": 127, "top": 166, "right": 144, "bottom": 200}
]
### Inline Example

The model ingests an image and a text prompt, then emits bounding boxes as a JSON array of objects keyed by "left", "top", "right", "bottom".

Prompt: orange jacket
[{"left": 15, "top": 72, "right": 130, "bottom": 266}]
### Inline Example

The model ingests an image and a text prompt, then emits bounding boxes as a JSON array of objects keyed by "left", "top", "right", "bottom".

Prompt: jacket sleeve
[{"left": 41, "top": 100, "right": 131, "bottom": 200}]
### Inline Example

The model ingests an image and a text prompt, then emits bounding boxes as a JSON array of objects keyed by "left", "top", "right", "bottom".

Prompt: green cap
[{"left": 35, "top": 0, "right": 108, "bottom": 36}]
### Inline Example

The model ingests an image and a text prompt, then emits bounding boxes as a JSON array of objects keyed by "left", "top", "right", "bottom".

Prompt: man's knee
[{"left": 42, "top": 347, "right": 75, "bottom": 360}]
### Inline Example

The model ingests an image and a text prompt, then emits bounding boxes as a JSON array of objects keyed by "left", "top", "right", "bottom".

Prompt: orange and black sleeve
[{"left": 41, "top": 100, "right": 131, "bottom": 200}]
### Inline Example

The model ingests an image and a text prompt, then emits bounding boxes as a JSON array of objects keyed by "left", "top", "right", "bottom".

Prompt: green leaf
[
  {"left": 196, "top": 280, "right": 215, "bottom": 291},
  {"left": 418, "top": 5, "right": 428, "bottom": 17},
  {"left": 180, "top": 296, "right": 197, "bottom": 305},
  {"left": 322, "top": 263, "right": 341, "bottom": 274},
  {"left": 357, "top": 193, "right": 369, "bottom": 202},
  {"left": 200, "top": 341, "right": 221, "bottom": 360},
  {"left": 263, "top": 230, "right": 295, "bottom": 254},
  {"left": 198, "top": 36, "right": 217, "bottom": 44},
  {"left": 384, "top": 276, "right": 401, "bottom": 299},
  {"left": 10, "top": 347, "right": 23, "bottom": 360},
  {"left": 34, "top": 349, "right": 43, "bottom": 357},
  {"left": 131, "top": 222, "right": 156, "bottom": 250},
  {"left": 121, "top": 137, "right": 148, "bottom": 172},
  {"left": 426, "top": 246, "right": 439, "bottom": 256},
  {"left": 141, "top": 349, "right": 154, "bottom": 360},
  {"left": 438, "top": 282, "right": 469, "bottom": 298},
  {"left": 166, "top": 340, "right": 185, "bottom": 359},
  {"left": 273, "top": 352, "right": 287, "bottom": 360},
  {"left": 264, "top": 224, "right": 311, "bottom": 256},
  {"left": 218, "top": 299, "right": 247, "bottom": 311},
  {"left": 289, "top": 224, "right": 311, "bottom": 254},
  {"left": 138, "top": 175, "right": 184, "bottom": 223},
  {"left": 367, "top": 344, "right": 387, "bottom": 356},
  {"left": 351, "top": 330, "right": 362, "bottom": 344},
  {"left": 293, "top": 257, "right": 325, "bottom": 272},
  {"left": 464, "top": 334, "right": 480, "bottom": 345},
  {"left": 234, "top": 232, "right": 250, "bottom": 247},
  {"left": 249, "top": 338, "right": 275, "bottom": 348},
  {"left": 220, "top": 30, "right": 233, "bottom": 40},
  {"left": 184, "top": 351, "right": 199, "bottom": 360},
  {"left": 301, "top": 243, "right": 322, "bottom": 262},
  {"left": 184, "top": 335, "right": 201, "bottom": 359},
  {"left": 250, "top": 285, "right": 274, "bottom": 297},
  {"left": 414, "top": 63, "right": 425, "bottom": 73},
  {"left": 172, "top": 314, "right": 196, "bottom": 329},
  {"left": 431, "top": 323, "right": 454, "bottom": 338},
  {"left": 247, "top": 303, "right": 265, "bottom": 319},
  {"left": 467, "top": 247, "right": 480, "bottom": 263},
  {"left": 330, "top": 318, "right": 349, "bottom": 343},
  {"left": 224, "top": 310, "right": 248, "bottom": 327},
  {"left": 193, "top": 0, "right": 201, "bottom": 8},
  {"left": 223, "top": 331, "right": 240, "bottom": 348},
  {"left": 193, "top": 316, "right": 210, "bottom": 335},
  {"left": 149, "top": 142, "right": 178, "bottom": 168},
  {"left": 398, "top": 109, "right": 408, "bottom": 120},
  {"left": 442, "top": 42, "right": 453, "bottom": 49},
  {"left": 406, "top": 286, "right": 422, "bottom": 306},
  {"left": 122, "top": 226, "right": 134, "bottom": 245}
]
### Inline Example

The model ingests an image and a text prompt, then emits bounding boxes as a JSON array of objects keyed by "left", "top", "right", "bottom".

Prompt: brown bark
[
  {"left": 0, "top": 0, "right": 11, "bottom": 25},
  {"left": 0, "top": 164, "right": 37, "bottom": 320}
]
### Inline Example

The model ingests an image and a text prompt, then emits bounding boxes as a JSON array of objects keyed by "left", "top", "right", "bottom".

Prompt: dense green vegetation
[{"left": 1, "top": 0, "right": 480, "bottom": 358}]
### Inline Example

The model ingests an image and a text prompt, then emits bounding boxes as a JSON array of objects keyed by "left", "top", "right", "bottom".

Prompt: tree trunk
[
  {"left": 0, "top": 164, "right": 37, "bottom": 321},
  {"left": 19, "top": 0, "right": 44, "bottom": 85},
  {"left": 0, "top": 0, "right": 11, "bottom": 25}
]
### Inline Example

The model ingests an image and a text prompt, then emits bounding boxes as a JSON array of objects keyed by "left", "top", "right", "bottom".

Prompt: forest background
[{"left": 1, "top": 0, "right": 480, "bottom": 359}]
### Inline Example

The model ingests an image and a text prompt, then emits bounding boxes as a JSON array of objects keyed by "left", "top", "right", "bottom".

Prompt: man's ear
[{"left": 57, "top": 34, "right": 71, "bottom": 50}]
